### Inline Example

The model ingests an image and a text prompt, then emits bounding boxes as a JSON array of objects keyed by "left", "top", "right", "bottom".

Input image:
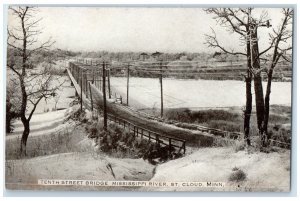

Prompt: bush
[
  {"left": 270, "top": 126, "right": 291, "bottom": 144},
  {"left": 87, "top": 121, "right": 98, "bottom": 138},
  {"left": 6, "top": 99, "right": 19, "bottom": 133},
  {"left": 85, "top": 121, "right": 180, "bottom": 163},
  {"left": 164, "top": 108, "right": 192, "bottom": 122},
  {"left": 164, "top": 108, "right": 240, "bottom": 124},
  {"left": 229, "top": 168, "right": 247, "bottom": 182},
  {"left": 269, "top": 114, "right": 289, "bottom": 123}
]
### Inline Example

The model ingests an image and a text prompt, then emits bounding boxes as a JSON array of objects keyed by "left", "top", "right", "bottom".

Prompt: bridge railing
[{"left": 106, "top": 113, "right": 186, "bottom": 154}]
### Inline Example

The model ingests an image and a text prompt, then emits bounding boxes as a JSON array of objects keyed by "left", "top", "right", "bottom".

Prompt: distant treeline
[
  {"left": 7, "top": 48, "right": 292, "bottom": 82},
  {"left": 78, "top": 50, "right": 243, "bottom": 62}
]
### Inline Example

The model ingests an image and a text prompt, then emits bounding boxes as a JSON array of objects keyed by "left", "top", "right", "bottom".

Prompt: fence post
[{"left": 183, "top": 141, "right": 186, "bottom": 155}]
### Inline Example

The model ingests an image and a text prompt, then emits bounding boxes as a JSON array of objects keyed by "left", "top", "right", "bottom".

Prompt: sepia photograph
[{"left": 4, "top": 5, "right": 294, "bottom": 192}]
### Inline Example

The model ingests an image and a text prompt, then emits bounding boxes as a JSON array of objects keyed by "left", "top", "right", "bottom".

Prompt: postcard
[{"left": 5, "top": 6, "right": 293, "bottom": 192}]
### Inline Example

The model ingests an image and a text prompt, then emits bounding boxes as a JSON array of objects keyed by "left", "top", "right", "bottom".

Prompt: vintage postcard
[{"left": 5, "top": 5, "right": 293, "bottom": 192}]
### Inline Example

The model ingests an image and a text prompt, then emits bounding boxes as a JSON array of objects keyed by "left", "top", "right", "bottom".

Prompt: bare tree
[
  {"left": 7, "top": 6, "right": 62, "bottom": 155},
  {"left": 261, "top": 8, "right": 293, "bottom": 146},
  {"left": 204, "top": 8, "right": 252, "bottom": 146},
  {"left": 205, "top": 8, "right": 293, "bottom": 148}
]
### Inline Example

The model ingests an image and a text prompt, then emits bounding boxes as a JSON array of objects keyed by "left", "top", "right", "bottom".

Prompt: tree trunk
[
  {"left": 250, "top": 26, "right": 266, "bottom": 148},
  {"left": 244, "top": 70, "right": 252, "bottom": 146},
  {"left": 19, "top": 71, "right": 29, "bottom": 156},
  {"left": 254, "top": 76, "right": 265, "bottom": 136},
  {"left": 244, "top": 26, "right": 252, "bottom": 146},
  {"left": 20, "top": 120, "right": 30, "bottom": 156},
  {"left": 263, "top": 69, "right": 274, "bottom": 145}
]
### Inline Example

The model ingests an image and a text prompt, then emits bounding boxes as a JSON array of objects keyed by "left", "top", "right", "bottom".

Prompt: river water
[{"left": 110, "top": 77, "right": 292, "bottom": 109}]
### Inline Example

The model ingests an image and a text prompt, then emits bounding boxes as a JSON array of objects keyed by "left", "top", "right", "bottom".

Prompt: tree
[
  {"left": 205, "top": 8, "right": 293, "bottom": 148},
  {"left": 7, "top": 6, "right": 62, "bottom": 155},
  {"left": 204, "top": 8, "right": 252, "bottom": 146},
  {"left": 261, "top": 9, "right": 293, "bottom": 146}
]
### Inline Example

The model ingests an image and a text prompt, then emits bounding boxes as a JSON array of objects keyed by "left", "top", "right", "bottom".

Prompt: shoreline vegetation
[{"left": 144, "top": 105, "right": 291, "bottom": 145}]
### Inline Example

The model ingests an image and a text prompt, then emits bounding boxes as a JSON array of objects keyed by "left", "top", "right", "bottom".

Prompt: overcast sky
[{"left": 7, "top": 7, "right": 291, "bottom": 53}]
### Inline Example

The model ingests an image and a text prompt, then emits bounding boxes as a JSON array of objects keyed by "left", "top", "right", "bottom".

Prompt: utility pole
[
  {"left": 159, "top": 61, "right": 164, "bottom": 118},
  {"left": 107, "top": 69, "right": 111, "bottom": 99},
  {"left": 102, "top": 61, "right": 107, "bottom": 130},
  {"left": 126, "top": 63, "right": 130, "bottom": 106},
  {"left": 85, "top": 69, "right": 88, "bottom": 98},
  {"left": 80, "top": 68, "right": 83, "bottom": 112},
  {"left": 92, "top": 69, "right": 95, "bottom": 84}
]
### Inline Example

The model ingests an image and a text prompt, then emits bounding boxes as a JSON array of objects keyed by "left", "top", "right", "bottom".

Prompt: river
[{"left": 110, "top": 77, "right": 292, "bottom": 109}]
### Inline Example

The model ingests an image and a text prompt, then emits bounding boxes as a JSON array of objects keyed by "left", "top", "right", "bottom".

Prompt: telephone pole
[
  {"left": 80, "top": 68, "right": 83, "bottom": 112},
  {"left": 102, "top": 61, "right": 107, "bottom": 130},
  {"left": 126, "top": 63, "right": 130, "bottom": 106},
  {"left": 159, "top": 61, "right": 163, "bottom": 118},
  {"left": 107, "top": 69, "right": 111, "bottom": 99}
]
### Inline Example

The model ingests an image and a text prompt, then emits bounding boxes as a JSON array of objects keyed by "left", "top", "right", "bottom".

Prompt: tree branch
[{"left": 205, "top": 28, "right": 247, "bottom": 56}]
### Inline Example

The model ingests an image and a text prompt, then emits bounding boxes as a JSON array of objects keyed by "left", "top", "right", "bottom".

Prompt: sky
[{"left": 7, "top": 7, "right": 292, "bottom": 53}]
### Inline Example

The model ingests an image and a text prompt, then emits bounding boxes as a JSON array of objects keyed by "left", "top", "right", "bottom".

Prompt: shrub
[
  {"left": 229, "top": 168, "right": 247, "bottom": 182},
  {"left": 86, "top": 120, "right": 183, "bottom": 162},
  {"left": 194, "top": 110, "right": 239, "bottom": 123},
  {"left": 87, "top": 121, "right": 98, "bottom": 138},
  {"left": 6, "top": 99, "right": 19, "bottom": 133},
  {"left": 164, "top": 108, "right": 240, "bottom": 124},
  {"left": 164, "top": 108, "right": 192, "bottom": 122},
  {"left": 232, "top": 166, "right": 239, "bottom": 171},
  {"left": 269, "top": 114, "right": 289, "bottom": 123}
]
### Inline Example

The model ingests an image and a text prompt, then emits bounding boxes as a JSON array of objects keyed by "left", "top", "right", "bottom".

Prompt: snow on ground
[
  {"left": 143, "top": 147, "right": 290, "bottom": 192},
  {"left": 7, "top": 108, "right": 75, "bottom": 140},
  {"left": 12, "top": 109, "right": 66, "bottom": 132},
  {"left": 5, "top": 152, "right": 154, "bottom": 191}
]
